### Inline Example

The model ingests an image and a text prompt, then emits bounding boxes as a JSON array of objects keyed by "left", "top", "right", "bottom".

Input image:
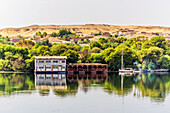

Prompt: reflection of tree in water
[
  {"left": 103, "top": 73, "right": 134, "bottom": 95},
  {"left": 0, "top": 73, "right": 34, "bottom": 96},
  {"left": 66, "top": 73, "right": 134, "bottom": 95},
  {"left": 133, "top": 72, "right": 170, "bottom": 102},
  {"left": 53, "top": 82, "right": 78, "bottom": 97},
  {"left": 80, "top": 80, "right": 106, "bottom": 93},
  {"left": 67, "top": 74, "right": 108, "bottom": 94},
  {"left": 2, "top": 72, "right": 170, "bottom": 102},
  {"left": 39, "top": 89, "right": 50, "bottom": 96}
]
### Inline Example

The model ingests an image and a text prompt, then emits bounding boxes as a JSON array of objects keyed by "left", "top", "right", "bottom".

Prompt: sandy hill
[{"left": 0, "top": 24, "right": 170, "bottom": 38}]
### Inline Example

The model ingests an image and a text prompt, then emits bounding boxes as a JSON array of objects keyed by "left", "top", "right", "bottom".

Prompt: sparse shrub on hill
[
  {"left": 51, "top": 32, "right": 57, "bottom": 37},
  {"left": 58, "top": 29, "right": 72, "bottom": 38},
  {"left": 35, "top": 31, "right": 48, "bottom": 38},
  {"left": 43, "top": 32, "right": 47, "bottom": 37},
  {"left": 35, "top": 31, "right": 42, "bottom": 37}
]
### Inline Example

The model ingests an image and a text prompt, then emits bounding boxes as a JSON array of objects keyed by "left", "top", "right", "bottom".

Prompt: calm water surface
[{"left": 0, "top": 72, "right": 169, "bottom": 113}]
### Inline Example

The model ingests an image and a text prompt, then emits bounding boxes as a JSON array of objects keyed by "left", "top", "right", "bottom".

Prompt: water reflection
[
  {"left": 133, "top": 72, "right": 170, "bottom": 102},
  {"left": 0, "top": 72, "right": 169, "bottom": 103},
  {"left": 103, "top": 73, "right": 134, "bottom": 95},
  {"left": 67, "top": 73, "right": 108, "bottom": 82},
  {"left": 35, "top": 74, "right": 67, "bottom": 96},
  {"left": 67, "top": 73, "right": 108, "bottom": 93},
  {"left": 0, "top": 73, "right": 34, "bottom": 96}
]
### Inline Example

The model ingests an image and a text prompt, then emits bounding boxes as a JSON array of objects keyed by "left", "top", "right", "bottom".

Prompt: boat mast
[{"left": 121, "top": 43, "right": 124, "bottom": 69}]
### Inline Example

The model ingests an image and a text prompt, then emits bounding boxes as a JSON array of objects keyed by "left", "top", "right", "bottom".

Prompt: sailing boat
[{"left": 119, "top": 43, "right": 134, "bottom": 74}]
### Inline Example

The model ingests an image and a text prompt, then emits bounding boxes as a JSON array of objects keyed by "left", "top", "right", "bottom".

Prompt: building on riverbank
[
  {"left": 34, "top": 56, "right": 67, "bottom": 74},
  {"left": 67, "top": 63, "right": 108, "bottom": 74}
]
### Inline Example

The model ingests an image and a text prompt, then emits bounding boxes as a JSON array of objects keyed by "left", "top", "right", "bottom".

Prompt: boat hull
[{"left": 119, "top": 69, "right": 134, "bottom": 73}]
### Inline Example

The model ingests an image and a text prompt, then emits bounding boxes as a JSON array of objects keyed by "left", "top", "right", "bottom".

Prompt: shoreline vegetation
[
  {"left": 0, "top": 71, "right": 31, "bottom": 73},
  {"left": 0, "top": 29, "right": 169, "bottom": 72}
]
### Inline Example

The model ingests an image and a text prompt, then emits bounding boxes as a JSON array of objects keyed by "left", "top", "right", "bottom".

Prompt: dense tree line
[{"left": 0, "top": 33, "right": 169, "bottom": 71}]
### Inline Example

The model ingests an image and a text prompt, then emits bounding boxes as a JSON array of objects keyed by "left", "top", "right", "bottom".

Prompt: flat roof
[
  {"left": 69, "top": 63, "right": 107, "bottom": 66},
  {"left": 34, "top": 56, "right": 67, "bottom": 59}
]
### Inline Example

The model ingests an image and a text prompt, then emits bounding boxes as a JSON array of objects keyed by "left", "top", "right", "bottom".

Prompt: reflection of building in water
[
  {"left": 67, "top": 73, "right": 108, "bottom": 82},
  {"left": 35, "top": 74, "right": 67, "bottom": 89},
  {"left": 35, "top": 74, "right": 79, "bottom": 97},
  {"left": 67, "top": 73, "right": 108, "bottom": 93},
  {"left": 34, "top": 56, "right": 67, "bottom": 74}
]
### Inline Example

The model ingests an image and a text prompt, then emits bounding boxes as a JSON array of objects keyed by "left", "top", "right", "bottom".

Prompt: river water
[{"left": 0, "top": 72, "right": 169, "bottom": 113}]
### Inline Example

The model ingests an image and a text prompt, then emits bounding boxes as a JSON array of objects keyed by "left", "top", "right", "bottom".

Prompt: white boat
[
  {"left": 119, "top": 68, "right": 134, "bottom": 73},
  {"left": 119, "top": 43, "right": 134, "bottom": 74}
]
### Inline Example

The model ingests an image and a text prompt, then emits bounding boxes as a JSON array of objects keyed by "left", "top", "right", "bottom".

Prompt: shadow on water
[{"left": 0, "top": 72, "right": 169, "bottom": 102}]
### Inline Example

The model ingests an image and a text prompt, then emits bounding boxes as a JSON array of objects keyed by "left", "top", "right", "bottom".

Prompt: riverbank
[{"left": 0, "top": 71, "right": 31, "bottom": 73}]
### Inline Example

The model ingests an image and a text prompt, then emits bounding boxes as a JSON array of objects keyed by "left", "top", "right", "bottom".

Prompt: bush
[{"left": 51, "top": 32, "right": 57, "bottom": 37}]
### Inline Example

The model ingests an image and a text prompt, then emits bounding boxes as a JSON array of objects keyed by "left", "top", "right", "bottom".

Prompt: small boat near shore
[
  {"left": 119, "top": 43, "right": 134, "bottom": 75},
  {"left": 119, "top": 68, "right": 134, "bottom": 73}
]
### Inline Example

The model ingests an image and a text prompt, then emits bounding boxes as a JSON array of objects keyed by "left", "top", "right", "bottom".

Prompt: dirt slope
[{"left": 0, "top": 24, "right": 170, "bottom": 38}]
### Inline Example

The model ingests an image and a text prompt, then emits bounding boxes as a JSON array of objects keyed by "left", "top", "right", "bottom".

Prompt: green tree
[
  {"left": 51, "top": 32, "right": 57, "bottom": 37},
  {"left": 58, "top": 29, "right": 72, "bottom": 38},
  {"left": 35, "top": 31, "right": 42, "bottom": 37},
  {"left": 102, "top": 43, "right": 112, "bottom": 49},
  {"left": 89, "top": 53, "right": 103, "bottom": 63},
  {"left": 149, "top": 36, "right": 166, "bottom": 49},
  {"left": 4, "top": 52, "right": 14, "bottom": 60},
  {"left": 43, "top": 51, "right": 51, "bottom": 56},
  {"left": 25, "top": 58, "right": 34, "bottom": 71},
  {"left": 37, "top": 45, "right": 50, "bottom": 56},
  {"left": 89, "top": 41, "right": 102, "bottom": 49},
  {"left": 36, "top": 40, "right": 52, "bottom": 47},
  {"left": 0, "top": 59, "right": 12, "bottom": 71},
  {"left": 117, "top": 37, "right": 127, "bottom": 43},
  {"left": 0, "top": 46, "right": 4, "bottom": 58},
  {"left": 61, "top": 50, "right": 78, "bottom": 63},
  {"left": 12, "top": 57, "right": 26, "bottom": 71},
  {"left": 43, "top": 32, "right": 47, "bottom": 37},
  {"left": 148, "top": 61, "right": 156, "bottom": 70},
  {"left": 90, "top": 47, "right": 102, "bottom": 53},
  {"left": 158, "top": 55, "right": 170, "bottom": 70},
  {"left": 102, "top": 47, "right": 114, "bottom": 57},
  {"left": 105, "top": 45, "right": 137, "bottom": 70},
  {"left": 79, "top": 49, "right": 90, "bottom": 63},
  {"left": 98, "top": 38, "right": 108, "bottom": 44},
  {"left": 142, "top": 41, "right": 151, "bottom": 49},
  {"left": 50, "top": 44, "right": 68, "bottom": 56},
  {"left": 138, "top": 47, "right": 164, "bottom": 63}
]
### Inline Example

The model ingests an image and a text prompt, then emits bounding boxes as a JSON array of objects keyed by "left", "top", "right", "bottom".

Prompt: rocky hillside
[{"left": 1, "top": 24, "right": 170, "bottom": 38}]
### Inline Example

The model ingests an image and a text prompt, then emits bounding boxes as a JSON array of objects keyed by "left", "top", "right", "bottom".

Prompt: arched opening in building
[
  {"left": 68, "top": 65, "right": 73, "bottom": 70},
  {"left": 78, "top": 65, "right": 83, "bottom": 71},
  {"left": 88, "top": 65, "right": 92, "bottom": 71},
  {"left": 83, "top": 65, "right": 87, "bottom": 70},
  {"left": 73, "top": 66, "right": 77, "bottom": 71}
]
